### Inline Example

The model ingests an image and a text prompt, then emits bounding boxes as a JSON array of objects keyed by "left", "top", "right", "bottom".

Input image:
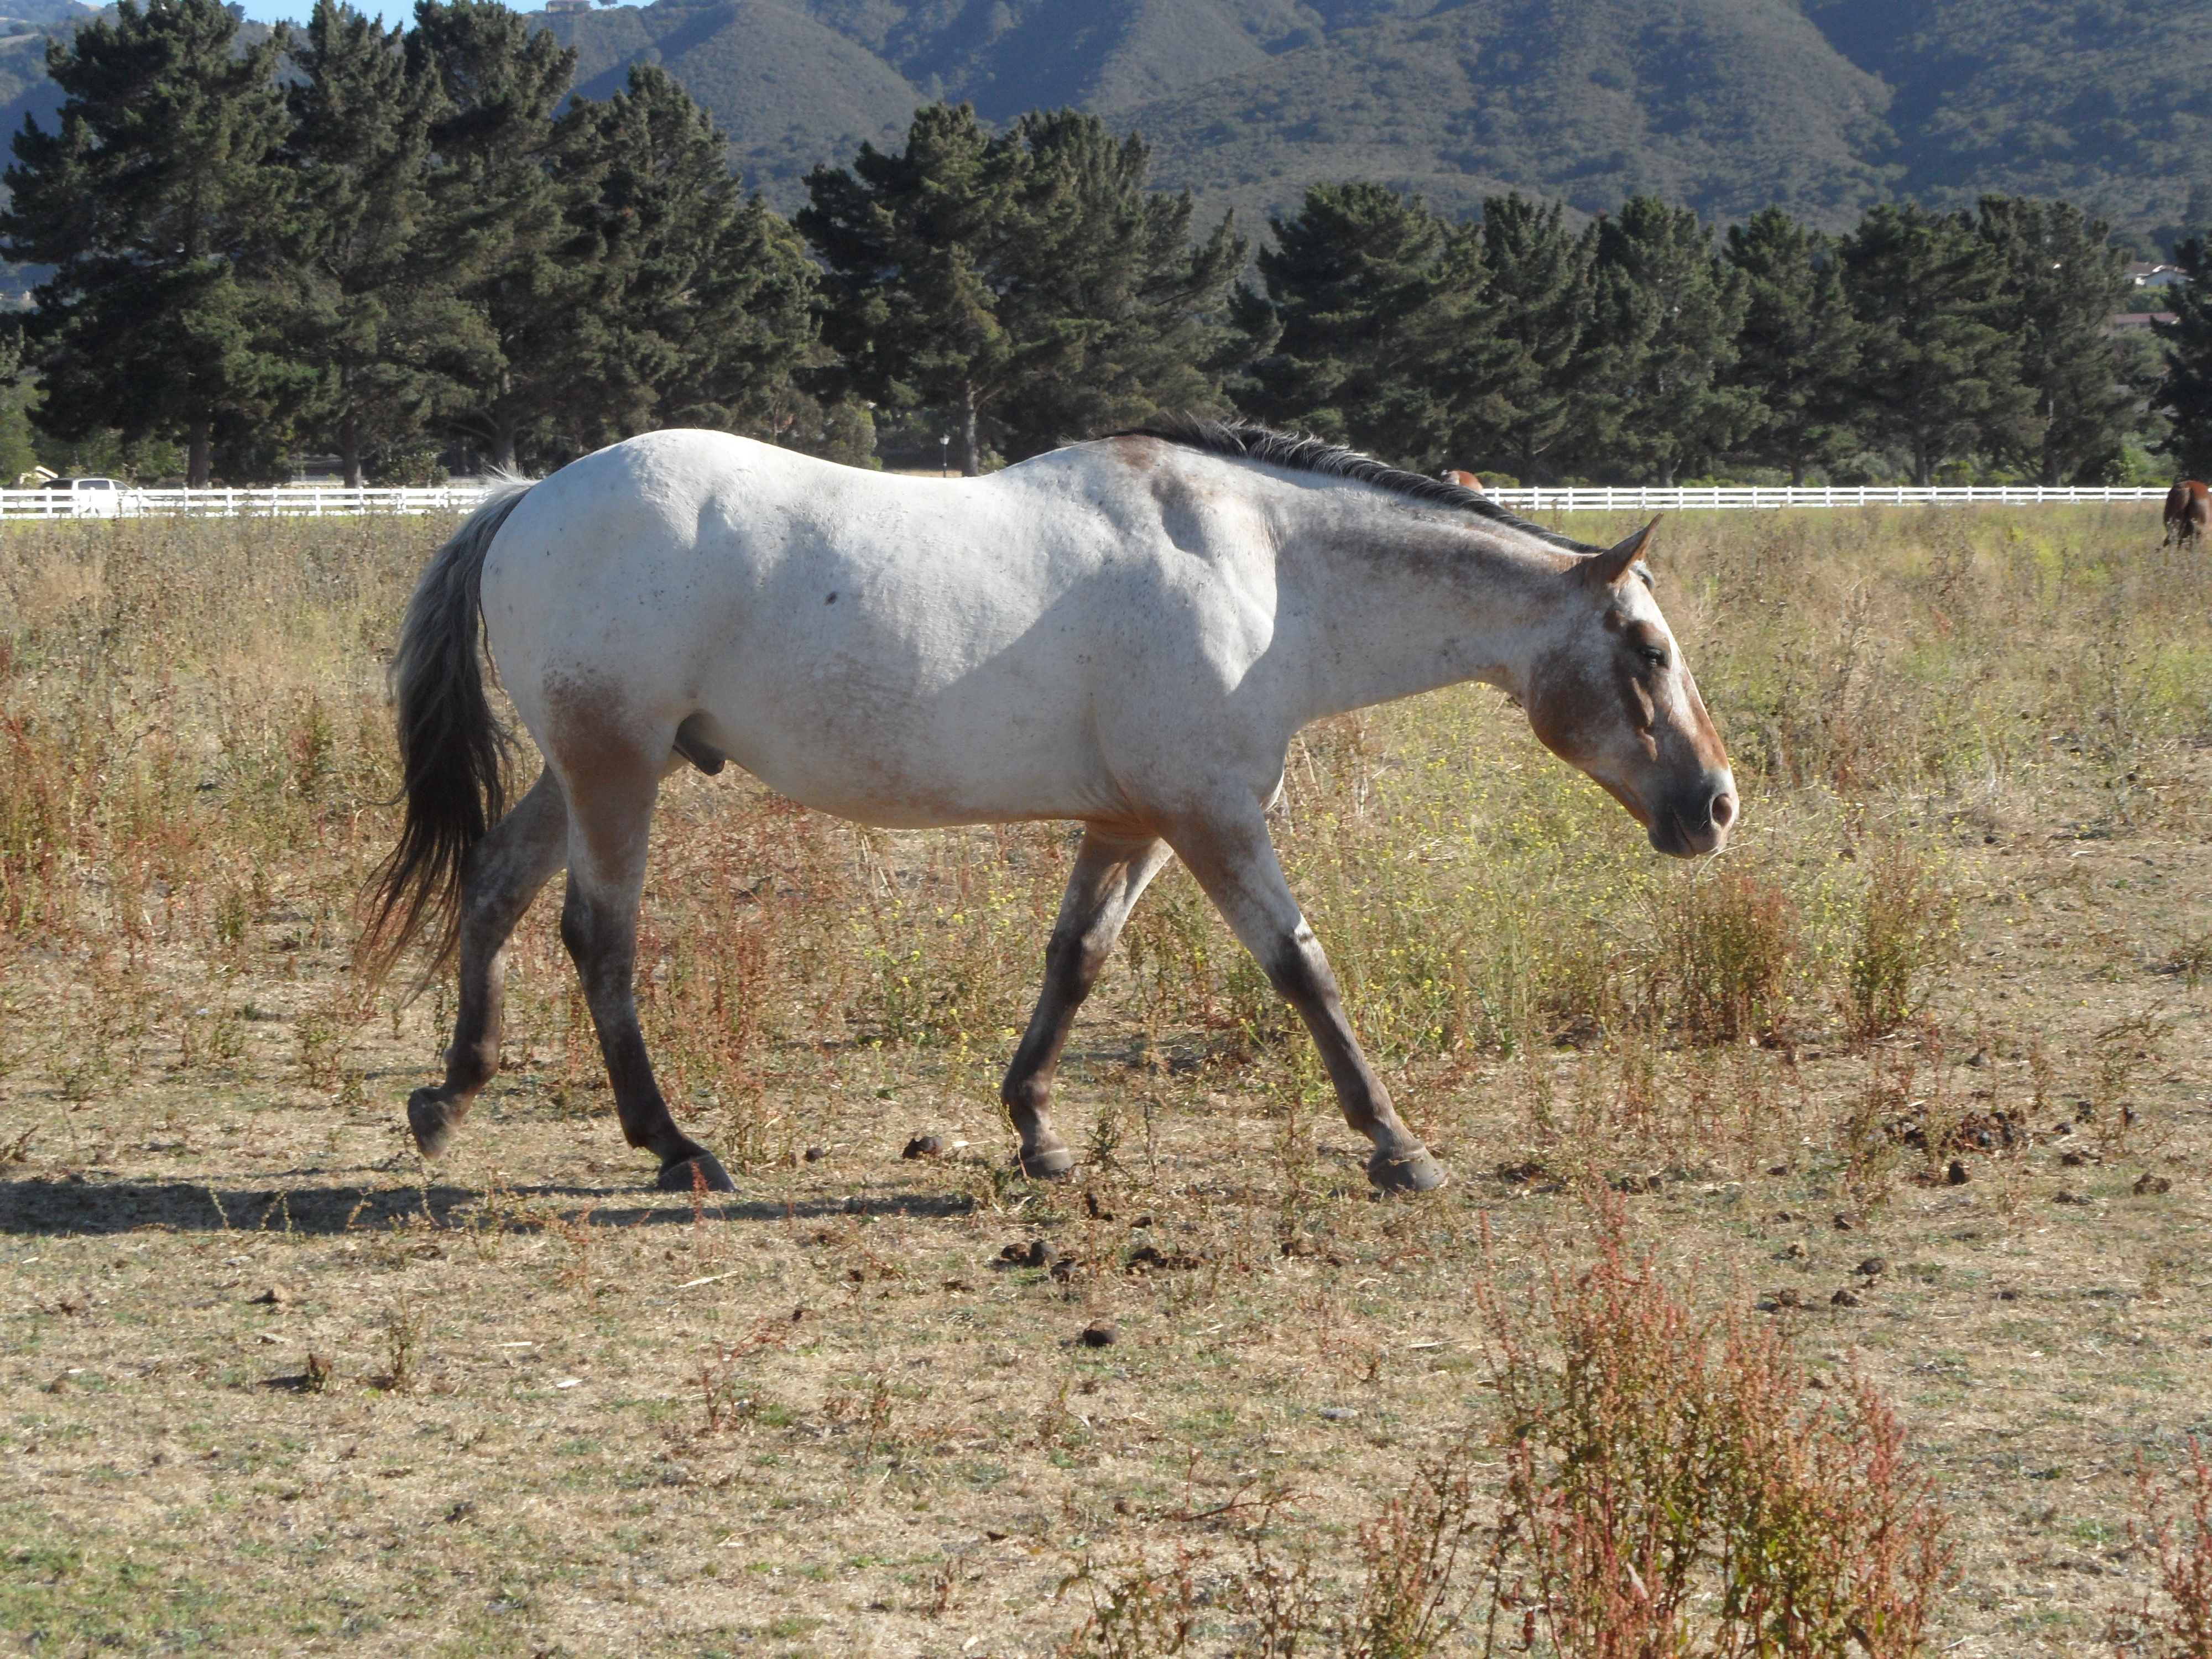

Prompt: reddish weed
[
  {"left": 1347, "top": 1443, "right": 1484, "bottom": 1659},
  {"left": 1477, "top": 1198, "right": 1953, "bottom": 1657},
  {"left": 2116, "top": 1438, "right": 2212, "bottom": 1658},
  {"left": 1057, "top": 1543, "right": 1207, "bottom": 1658},
  {"left": 693, "top": 1314, "right": 790, "bottom": 1434}
]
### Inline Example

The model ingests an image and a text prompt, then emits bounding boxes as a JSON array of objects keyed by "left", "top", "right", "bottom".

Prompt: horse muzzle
[{"left": 1648, "top": 776, "right": 1738, "bottom": 858}]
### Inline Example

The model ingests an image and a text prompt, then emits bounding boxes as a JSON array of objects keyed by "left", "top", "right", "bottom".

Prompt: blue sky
[
  {"left": 230, "top": 0, "right": 393, "bottom": 24},
  {"left": 230, "top": 0, "right": 560, "bottom": 27}
]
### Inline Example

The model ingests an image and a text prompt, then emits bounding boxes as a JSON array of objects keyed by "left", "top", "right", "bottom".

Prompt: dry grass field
[{"left": 3, "top": 500, "right": 2211, "bottom": 1657}]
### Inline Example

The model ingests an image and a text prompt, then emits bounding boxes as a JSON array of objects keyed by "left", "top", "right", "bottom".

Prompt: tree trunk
[
  {"left": 1657, "top": 457, "right": 1678, "bottom": 488},
  {"left": 187, "top": 420, "right": 212, "bottom": 489},
  {"left": 959, "top": 380, "right": 980, "bottom": 478},
  {"left": 340, "top": 412, "right": 364, "bottom": 491},
  {"left": 1790, "top": 454, "right": 1806, "bottom": 487},
  {"left": 1913, "top": 442, "right": 1933, "bottom": 488},
  {"left": 492, "top": 415, "right": 518, "bottom": 476}
]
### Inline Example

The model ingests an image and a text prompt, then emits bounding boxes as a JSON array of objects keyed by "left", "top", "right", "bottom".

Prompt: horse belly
[{"left": 700, "top": 634, "right": 1121, "bottom": 829}]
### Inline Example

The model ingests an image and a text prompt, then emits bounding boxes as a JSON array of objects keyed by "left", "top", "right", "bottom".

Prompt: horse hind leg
[
  {"left": 556, "top": 732, "right": 736, "bottom": 1193},
  {"left": 1001, "top": 830, "right": 1173, "bottom": 1178},
  {"left": 409, "top": 770, "right": 570, "bottom": 1159}
]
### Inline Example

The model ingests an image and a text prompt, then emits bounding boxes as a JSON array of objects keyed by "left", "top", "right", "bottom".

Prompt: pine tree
[
  {"left": 547, "top": 65, "right": 821, "bottom": 453},
  {"left": 282, "top": 0, "right": 457, "bottom": 488},
  {"left": 1839, "top": 203, "right": 2035, "bottom": 487},
  {"left": 1229, "top": 181, "right": 1447, "bottom": 462},
  {"left": 988, "top": 109, "right": 1244, "bottom": 461},
  {"left": 800, "top": 104, "right": 1030, "bottom": 476},
  {"left": 1428, "top": 192, "right": 1589, "bottom": 483},
  {"left": 1, "top": 0, "right": 295, "bottom": 486},
  {"left": 1723, "top": 206, "right": 1864, "bottom": 484},
  {"left": 1581, "top": 196, "right": 1756, "bottom": 486},
  {"left": 2154, "top": 236, "right": 2212, "bottom": 478},
  {"left": 1977, "top": 196, "right": 2146, "bottom": 484},
  {"left": 408, "top": 0, "right": 583, "bottom": 472}
]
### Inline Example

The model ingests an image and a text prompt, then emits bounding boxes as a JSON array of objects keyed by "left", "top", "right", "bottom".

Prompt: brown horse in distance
[{"left": 2166, "top": 480, "right": 2211, "bottom": 550}]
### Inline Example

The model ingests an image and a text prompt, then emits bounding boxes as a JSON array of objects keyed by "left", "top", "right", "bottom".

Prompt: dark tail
[{"left": 362, "top": 478, "right": 536, "bottom": 983}]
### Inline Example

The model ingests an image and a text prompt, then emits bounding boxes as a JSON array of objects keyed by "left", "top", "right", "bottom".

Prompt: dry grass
[{"left": 2, "top": 503, "right": 2210, "bottom": 1655}]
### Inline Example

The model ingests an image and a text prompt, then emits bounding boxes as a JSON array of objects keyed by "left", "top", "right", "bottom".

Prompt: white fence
[
  {"left": 1485, "top": 483, "right": 2172, "bottom": 512},
  {"left": 0, "top": 479, "right": 2180, "bottom": 521},
  {"left": 0, "top": 484, "right": 492, "bottom": 520}
]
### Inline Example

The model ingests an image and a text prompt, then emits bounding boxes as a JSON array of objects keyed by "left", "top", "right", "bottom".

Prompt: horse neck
[{"left": 1277, "top": 495, "right": 1565, "bottom": 721}]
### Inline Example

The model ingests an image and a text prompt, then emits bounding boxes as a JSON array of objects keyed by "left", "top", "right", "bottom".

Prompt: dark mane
[{"left": 1102, "top": 414, "right": 1603, "bottom": 555}]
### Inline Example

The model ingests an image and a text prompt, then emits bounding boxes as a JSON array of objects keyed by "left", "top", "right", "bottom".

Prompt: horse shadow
[{"left": 0, "top": 1173, "right": 978, "bottom": 1236}]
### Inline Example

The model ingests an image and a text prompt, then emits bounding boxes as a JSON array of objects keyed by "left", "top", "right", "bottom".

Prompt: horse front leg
[
  {"left": 1170, "top": 812, "right": 1447, "bottom": 1193},
  {"left": 408, "top": 771, "right": 569, "bottom": 1160},
  {"left": 558, "top": 763, "right": 735, "bottom": 1194},
  {"left": 1002, "top": 828, "right": 1173, "bottom": 1177}
]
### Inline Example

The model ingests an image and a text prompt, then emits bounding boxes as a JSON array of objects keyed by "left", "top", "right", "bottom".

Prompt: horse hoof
[
  {"left": 1016, "top": 1145, "right": 1078, "bottom": 1181},
  {"left": 1368, "top": 1147, "right": 1449, "bottom": 1194},
  {"left": 657, "top": 1152, "right": 735, "bottom": 1194},
  {"left": 406, "top": 1089, "right": 457, "bottom": 1160}
]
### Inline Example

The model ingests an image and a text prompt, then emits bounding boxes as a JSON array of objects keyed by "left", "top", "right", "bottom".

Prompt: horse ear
[{"left": 1579, "top": 517, "right": 1660, "bottom": 586}]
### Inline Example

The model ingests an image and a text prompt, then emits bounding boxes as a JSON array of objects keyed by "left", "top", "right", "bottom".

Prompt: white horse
[{"left": 369, "top": 418, "right": 1736, "bottom": 1194}]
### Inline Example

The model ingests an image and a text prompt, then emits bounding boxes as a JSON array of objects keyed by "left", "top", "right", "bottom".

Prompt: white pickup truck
[{"left": 40, "top": 476, "right": 136, "bottom": 517}]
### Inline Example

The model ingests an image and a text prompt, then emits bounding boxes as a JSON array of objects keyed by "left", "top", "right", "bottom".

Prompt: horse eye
[{"left": 1639, "top": 645, "right": 1668, "bottom": 668}]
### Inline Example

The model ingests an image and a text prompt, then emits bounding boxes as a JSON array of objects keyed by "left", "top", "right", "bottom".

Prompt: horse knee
[
  {"left": 558, "top": 889, "right": 591, "bottom": 964},
  {"left": 559, "top": 887, "right": 618, "bottom": 976},
  {"left": 1047, "top": 924, "right": 1115, "bottom": 989}
]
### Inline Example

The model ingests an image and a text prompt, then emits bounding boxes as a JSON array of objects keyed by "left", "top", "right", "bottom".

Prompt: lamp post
[{"left": 939, "top": 434, "right": 951, "bottom": 477}]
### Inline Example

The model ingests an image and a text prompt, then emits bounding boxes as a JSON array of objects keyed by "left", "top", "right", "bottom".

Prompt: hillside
[
  {"left": 0, "top": 0, "right": 2205, "bottom": 242},
  {"left": 1804, "top": 0, "right": 2212, "bottom": 241},
  {"left": 544, "top": 0, "right": 917, "bottom": 190},
  {"left": 1115, "top": 0, "right": 1897, "bottom": 233},
  {"left": 536, "top": 0, "right": 2210, "bottom": 238}
]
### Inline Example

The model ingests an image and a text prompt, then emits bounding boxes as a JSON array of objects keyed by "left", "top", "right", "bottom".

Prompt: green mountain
[
  {"left": 533, "top": 0, "right": 2210, "bottom": 238},
  {"left": 1, "top": 0, "right": 2206, "bottom": 244},
  {"left": 1115, "top": 0, "right": 1897, "bottom": 233},
  {"left": 1803, "top": 0, "right": 2212, "bottom": 241},
  {"left": 544, "top": 0, "right": 918, "bottom": 191}
]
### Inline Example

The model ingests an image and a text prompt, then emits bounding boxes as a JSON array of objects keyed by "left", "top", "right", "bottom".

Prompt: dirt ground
[{"left": 3, "top": 504, "right": 2210, "bottom": 1656}]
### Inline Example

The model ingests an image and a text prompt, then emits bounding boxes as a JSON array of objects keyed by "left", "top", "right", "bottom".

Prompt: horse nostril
[{"left": 1709, "top": 791, "right": 1737, "bottom": 832}]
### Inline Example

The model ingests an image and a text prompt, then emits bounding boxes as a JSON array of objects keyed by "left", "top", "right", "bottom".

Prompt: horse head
[{"left": 1520, "top": 520, "right": 1737, "bottom": 857}]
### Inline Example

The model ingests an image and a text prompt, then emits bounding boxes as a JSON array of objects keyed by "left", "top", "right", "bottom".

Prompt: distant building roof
[
  {"left": 2127, "top": 262, "right": 2187, "bottom": 289},
  {"left": 2109, "top": 311, "right": 2178, "bottom": 332}
]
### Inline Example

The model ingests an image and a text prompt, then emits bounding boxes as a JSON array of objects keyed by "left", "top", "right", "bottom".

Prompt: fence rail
[
  {"left": 0, "top": 480, "right": 2181, "bottom": 521},
  {"left": 0, "top": 484, "right": 491, "bottom": 519},
  {"left": 1485, "top": 483, "right": 2173, "bottom": 512}
]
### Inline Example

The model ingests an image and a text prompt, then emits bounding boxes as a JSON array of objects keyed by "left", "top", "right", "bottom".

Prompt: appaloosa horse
[
  {"left": 369, "top": 418, "right": 1736, "bottom": 1195},
  {"left": 2166, "top": 479, "right": 2211, "bottom": 550}
]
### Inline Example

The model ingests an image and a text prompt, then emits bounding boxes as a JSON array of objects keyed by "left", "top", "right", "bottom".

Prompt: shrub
[
  {"left": 1477, "top": 1199, "right": 1954, "bottom": 1658},
  {"left": 1843, "top": 842, "right": 1954, "bottom": 1045},
  {"left": 1650, "top": 863, "right": 1800, "bottom": 1044}
]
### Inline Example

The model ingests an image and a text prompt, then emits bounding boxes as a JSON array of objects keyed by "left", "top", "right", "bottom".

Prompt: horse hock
[{"left": 559, "top": 831, "right": 738, "bottom": 1193}]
